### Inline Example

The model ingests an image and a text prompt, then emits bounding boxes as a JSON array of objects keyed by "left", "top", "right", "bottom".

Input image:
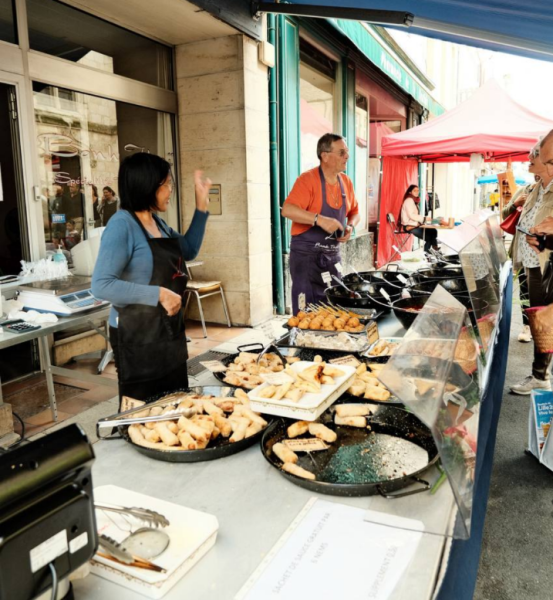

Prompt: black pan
[
  {"left": 417, "top": 267, "right": 464, "bottom": 280},
  {"left": 117, "top": 386, "right": 269, "bottom": 463},
  {"left": 409, "top": 278, "right": 468, "bottom": 296},
  {"left": 261, "top": 401, "right": 439, "bottom": 497},
  {"left": 392, "top": 296, "right": 430, "bottom": 329},
  {"left": 325, "top": 283, "right": 401, "bottom": 311},
  {"left": 342, "top": 272, "right": 407, "bottom": 297}
]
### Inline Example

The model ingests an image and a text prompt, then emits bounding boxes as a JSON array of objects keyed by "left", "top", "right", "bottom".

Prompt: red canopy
[{"left": 381, "top": 80, "right": 553, "bottom": 163}]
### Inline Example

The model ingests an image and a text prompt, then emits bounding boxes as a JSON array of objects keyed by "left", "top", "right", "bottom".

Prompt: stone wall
[{"left": 176, "top": 35, "right": 273, "bottom": 327}]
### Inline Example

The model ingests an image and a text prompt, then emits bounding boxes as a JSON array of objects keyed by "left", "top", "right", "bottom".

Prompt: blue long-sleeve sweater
[{"left": 91, "top": 209, "right": 209, "bottom": 328}]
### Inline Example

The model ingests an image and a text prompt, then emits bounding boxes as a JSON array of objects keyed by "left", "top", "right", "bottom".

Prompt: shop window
[
  {"left": 26, "top": 0, "right": 173, "bottom": 90},
  {"left": 299, "top": 41, "right": 337, "bottom": 172},
  {"left": 355, "top": 94, "right": 368, "bottom": 232},
  {"left": 0, "top": 0, "right": 16, "bottom": 45},
  {"left": 33, "top": 84, "right": 178, "bottom": 259}
]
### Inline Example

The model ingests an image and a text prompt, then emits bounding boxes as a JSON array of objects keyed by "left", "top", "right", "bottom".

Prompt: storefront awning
[{"left": 254, "top": 1, "right": 553, "bottom": 63}]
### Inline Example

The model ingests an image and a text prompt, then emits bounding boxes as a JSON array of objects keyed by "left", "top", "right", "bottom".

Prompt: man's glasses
[{"left": 323, "top": 149, "right": 349, "bottom": 157}]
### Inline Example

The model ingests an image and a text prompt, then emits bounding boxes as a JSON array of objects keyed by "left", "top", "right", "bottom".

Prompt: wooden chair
[{"left": 184, "top": 266, "right": 231, "bottom": 338}]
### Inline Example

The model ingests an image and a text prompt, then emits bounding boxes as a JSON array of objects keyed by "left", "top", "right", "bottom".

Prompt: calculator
[{"left": 4, "top": 321, "right": 42, "bottom": 334}]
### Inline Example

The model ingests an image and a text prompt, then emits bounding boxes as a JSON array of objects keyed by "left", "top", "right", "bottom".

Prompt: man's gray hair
[
  {"left": 539, "top": 129, "right": 553, "bottom": 149},
  {"left": 317, "top": 133, "right": 345, "bottom": 160},
  {"left": 530, "top": 139, "right": 543, "bottom": 159}
]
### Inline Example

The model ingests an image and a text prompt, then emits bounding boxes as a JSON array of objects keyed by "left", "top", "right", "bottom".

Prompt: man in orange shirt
[{"left": 282, "top": 133, "right": 360, "bottom": 313}]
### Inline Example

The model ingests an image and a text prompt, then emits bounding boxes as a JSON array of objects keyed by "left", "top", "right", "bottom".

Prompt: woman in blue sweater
[{"left": 92, "top": 153, "right": 210, "bottom": 404}]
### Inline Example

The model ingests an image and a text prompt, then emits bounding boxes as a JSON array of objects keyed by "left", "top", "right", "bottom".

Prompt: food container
[
  {"left": 247, "top": 361, "right": 357, "bottom": 421},
  {"left": 277, "top": 328, "right": 372, "bottom": 354}
]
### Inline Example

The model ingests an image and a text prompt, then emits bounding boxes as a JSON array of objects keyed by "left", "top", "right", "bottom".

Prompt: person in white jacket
[{"left": 399, "top": 185, "right": 445, "bottom": 252}]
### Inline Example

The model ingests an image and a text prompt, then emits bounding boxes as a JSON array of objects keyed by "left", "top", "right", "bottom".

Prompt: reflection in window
[
  {"left": 0, "top": 0, "right": 16, "bottom": 44},
  {"left": 299, "top": 53, "right": 336, "bottom": 172},
  {"left": 27, "top": 0, "right": 173, "bottom": 89},
  {"left": 33, "top": 84, "right": 178, "bottom": 259},
  {"left": 355, "top": 94, "right": 368, "bottom": 231}
]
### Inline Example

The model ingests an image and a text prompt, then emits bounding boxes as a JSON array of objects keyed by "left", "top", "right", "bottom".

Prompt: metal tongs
[
  {"left": 256, "top": 341, "right": 288, "bottom": 366},
  {"left": 94, "top": 502, "right": 170, "bottom": 528},
  {"left": 97, "top": 534, "right": 167, "bottom": 572},
  {"left": 96, "top": 401, "right": 196, "bottom": 433}
]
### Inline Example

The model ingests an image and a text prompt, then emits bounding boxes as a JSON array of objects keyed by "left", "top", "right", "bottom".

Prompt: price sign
[
  {"left": 284, "top": 438, "right": 329, "bottom": 452},
  {"left": 366, "top": 321, "right": 379, "bottom": 345},
  {"left": 120, "top": 396, "right": 145, "bottom": 412},
  {"left": 329, "top": 354, "right": 361, "bottom": 367},
  {"left": 380, "top": 288, "right": 391, "bottom": 302},
  {"left": 335, "top": 262, "right": 343, "bottom": 274},
  {"left": 396, "top": 274, "right": 408, "bottom": 285},
  {"left": 200, "top": 360, "right": 228, "bottom": 373},
  {"left": 260, "top": 321, "right": 277, "bottom": 341},
  {"left": 298, "top": 293, "right": 306, "bottom": 311},
  {"left": 261, "top": 371, "right": 294, "bottom": 385},
  {"left": 321, "top": 271, "right": 332, "bottom": 285}
]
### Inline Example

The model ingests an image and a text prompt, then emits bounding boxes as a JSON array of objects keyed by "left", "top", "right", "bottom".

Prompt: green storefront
[{"left": 269, "top": 15, "right": 443, "bottom": 313}]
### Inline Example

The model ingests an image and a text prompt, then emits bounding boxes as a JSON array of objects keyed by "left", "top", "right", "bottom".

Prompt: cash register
[{"left": 16, "top": 277, "right": 109, "bottom": 316}]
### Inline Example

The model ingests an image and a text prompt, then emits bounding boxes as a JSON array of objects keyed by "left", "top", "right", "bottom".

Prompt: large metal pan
[
  {"left": 325, "top": 282, "right": 401, "bottom": 311},
  {"left": 342, "top": 272, "right": 408, "bottom": 297},
  {"left": 409, "top": 278, "right": 468, "bottom": 296},
  {"left": 417, "top": 267, "right": 464, "bottom": 280},
  {"left": 102, "top": 386, "right": 270, "bottom": 463},
  {"left": 261, "top": 400, "right": 439, "bottom": 497}
]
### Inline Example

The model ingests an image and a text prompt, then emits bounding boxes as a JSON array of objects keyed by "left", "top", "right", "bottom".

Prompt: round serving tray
[
  {"left": 261, "top": 401, "right": 439, "bottom": 497},
  {"left": 119, "top": 386, "right": 270, "bottom": 463}
]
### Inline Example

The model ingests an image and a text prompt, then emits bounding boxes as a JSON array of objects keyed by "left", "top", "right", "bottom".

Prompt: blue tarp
[
  {"left": 477, "top": 175, "right": 530, "bottom": 185},
  {"left": 283, "top": 1, "right": 553, "bottom": 63}
]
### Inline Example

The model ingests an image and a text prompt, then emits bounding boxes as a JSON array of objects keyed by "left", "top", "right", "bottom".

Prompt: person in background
[
  {"left": 510, "top": 143, "right": 553, "bottom": 395},
  {"left": 99, "top": 186, "right": 120, "bottom": 226},
  {"left": 91, "top": 184, "right": 101, "bottom": 228},
  {"left": 281, "top": 133, "right": 360, "bottom": 314},
  {"left": 62, "top": 182, "right": 85, "bottom": 235},
  {"left": 49, "top": 184, "right": 65, "bottom": 242},
  {"left": 399, "top": 184, "right": 446, "bottom": 253},
  {"left": 489, "top": 188, "right": 500, "bottom": 210},
  {"left": 539, "top": 129, "right": 553, "bottom": 176},
  {"left": 92, "top": 153, "right": 210, "bottom": 404},
  {"left": 64, "top": 220, "right": 81, "bottom": 250},
  {"left": 502, "top": 176, "right": 538, "bottom": 343}
]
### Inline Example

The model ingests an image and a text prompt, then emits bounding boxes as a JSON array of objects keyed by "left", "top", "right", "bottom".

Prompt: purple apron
[{"left": 289, "top": 167, "right": 347, "bottom": 314}]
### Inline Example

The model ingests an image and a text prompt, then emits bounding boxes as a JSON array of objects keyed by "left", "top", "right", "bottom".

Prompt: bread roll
[
  {"left": 282, "top": 462, "right": 315, "bottom": 480},
  {"left": 334, "top": 415, "right": 367, "bottom": 427},
  {"left": 273, "top": 442, "right": 298, "bottom": 464}
]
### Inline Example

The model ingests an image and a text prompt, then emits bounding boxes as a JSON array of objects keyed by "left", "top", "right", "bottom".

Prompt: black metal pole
[{"left": 253, "top": 2, "right": 414, "bottom": 27}]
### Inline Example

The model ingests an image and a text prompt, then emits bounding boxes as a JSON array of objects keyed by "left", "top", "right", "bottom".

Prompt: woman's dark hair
[
  {"left": 118, "top": 153, "right": 171, "bottom": 212},
  {"left": 91, "top": 184, "right": 98, "bottom": 199},
  {"left": 103, "top": 185, "right": 116, "bottom": 196},
  {"left": 403, "top": 184, "right": 419, "bottom": 200}
]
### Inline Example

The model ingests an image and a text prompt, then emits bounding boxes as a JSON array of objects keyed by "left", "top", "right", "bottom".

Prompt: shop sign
[{"left": 37, "top": 133, "right": 120, "bottom": 162}]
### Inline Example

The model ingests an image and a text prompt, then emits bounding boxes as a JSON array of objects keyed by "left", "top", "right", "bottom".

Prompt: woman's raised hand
[{"left": 194, "top": 170, "right": 212, "bottom": 213}]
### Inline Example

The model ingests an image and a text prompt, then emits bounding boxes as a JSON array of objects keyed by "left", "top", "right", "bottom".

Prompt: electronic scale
[{"left": 16, "top": 276, "right": 109, "bottom": 316}]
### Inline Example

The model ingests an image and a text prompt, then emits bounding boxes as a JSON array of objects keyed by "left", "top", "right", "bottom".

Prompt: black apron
[
  {"left": 289, "top": 167, "right": 347, "bottom": 314},
  {"left": 115, "top": 212, "right": 189, "bottom": 401}
]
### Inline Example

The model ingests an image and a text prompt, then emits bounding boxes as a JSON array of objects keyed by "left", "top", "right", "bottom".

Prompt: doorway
[{"left": 0, "top": 82, "right": 39, "bottom": 381}]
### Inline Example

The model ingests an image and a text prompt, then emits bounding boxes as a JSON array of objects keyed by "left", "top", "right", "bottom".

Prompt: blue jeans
[{"left": 406, "top": 226, "right": 438, "bottom": 252}]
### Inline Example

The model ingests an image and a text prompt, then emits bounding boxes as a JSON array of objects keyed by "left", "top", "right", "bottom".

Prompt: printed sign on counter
[
  {"left": 236, "top": 498, "right": 422, "bottom": 600},
  {"left": 200, "top": 360, "right": 228, "bottom": 373},
  {"left": 366, "top": 321, "right": 379, "bottom": 345},
  {"left": 528, "top": 390, "right": 553, "bottom": 469}
]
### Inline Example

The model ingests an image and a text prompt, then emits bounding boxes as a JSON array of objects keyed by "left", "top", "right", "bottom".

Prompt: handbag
[
  {"left": 499, "top": 206, "right": 522, "bottom": 234},
  {"left": 542, "top": 254, "right": 553, "bottom": 306}
]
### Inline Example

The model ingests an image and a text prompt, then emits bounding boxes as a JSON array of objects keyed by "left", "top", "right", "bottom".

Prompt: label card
[
  {"left": 30, "top": 530, "right": 68, "bottom": 574},
  {"left": 329, "top": 354, "right": 361, "bottom": 367},
  {"left": 321, "top": 271, "right": 332, "bottom": 285},
  {"left": 261, "top": 372, "right": 294, "bottom": 385},
  {"left": 284, "top": 438, "right": 329, "bottom": 452},
  {"left": 380, "top": 288, "right": 391, "bottom": 302},
  {"left": 366, "top": 321, "right": 379, "bottom": 345},
  {"left": 335, "top": 262, "right": 343, "bottom": 274},
  {"left": 396, "top": 274, "right": 408, "bottom": 285},
  {"left": 120, "top": 396, "right": 145, "bottom": 413},
  {"left": 260, "top": 321, "right": 277, "bottom": 341},
  {"left": 298, "top": 293, "right": 306, "bottom": 311},
  {"left": 200, "top": 360, "right": 228, "bottom": 373}
]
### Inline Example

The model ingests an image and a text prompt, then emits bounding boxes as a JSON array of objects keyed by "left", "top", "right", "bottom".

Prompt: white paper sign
[
  {"left": 380, "top": 288, "right": 391, "bottom": 302},
  {"left": 396, "top": 274, "right": 408, "bottom": 285},
  {"left": 321, "top": 271, "right": 332, "bottom": 285},
  {"left": 200, "top": 360, "right": 228, "bottom": 373},
  {"left": 260, "top": 321, "right": 277, "bottom": 341},
  {"left": 261, "top": 372, "right": 294, "bottom": 385},
  {"left": 236, "top": 499, "right": 422, "bottom": 600},
  {"left": 298, "top": 293, "right": 306, "bottom": 311},
  {"left": 335, "top": 262, "right": 343, "bottom": 273}
]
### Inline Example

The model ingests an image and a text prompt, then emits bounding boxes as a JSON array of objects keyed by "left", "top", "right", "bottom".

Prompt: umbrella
[{"left": 477, "top": 174, "right": 529, "bottom": 185}]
